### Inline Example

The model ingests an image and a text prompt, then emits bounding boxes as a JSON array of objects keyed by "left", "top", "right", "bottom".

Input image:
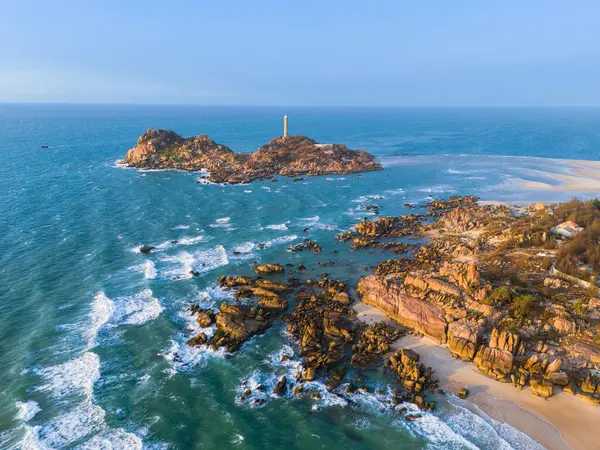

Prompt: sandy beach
[
  {"left": 355, "top": 301, "right": 600, "bottom": 450},
  {"left": 517, "top": 158, "right": 600, "bottom": 193}
]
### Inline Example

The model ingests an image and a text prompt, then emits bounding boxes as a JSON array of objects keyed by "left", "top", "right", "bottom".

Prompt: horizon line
[{"left": 2, "top": 101, "right": 600, "bottom": 109}]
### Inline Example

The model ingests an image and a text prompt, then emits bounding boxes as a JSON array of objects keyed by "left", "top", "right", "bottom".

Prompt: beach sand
[
  {"left": 355, "top": 301, "right": 600, "bottom": 450},
  {"left": 517, "top": 158, "right": 600, "bottom": 193}
]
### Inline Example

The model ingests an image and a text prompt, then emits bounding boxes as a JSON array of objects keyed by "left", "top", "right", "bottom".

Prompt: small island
[{"left": 122, "top": 126, "right": 381, "bottom": 184}]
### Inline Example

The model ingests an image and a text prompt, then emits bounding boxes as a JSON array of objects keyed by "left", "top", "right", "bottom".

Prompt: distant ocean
[{"left": 2, "top": 104, "right": 599, "bottom": 449}]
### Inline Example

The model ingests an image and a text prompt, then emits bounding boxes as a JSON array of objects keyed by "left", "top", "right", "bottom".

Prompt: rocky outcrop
[
  {"left": 254, "top": 264, "right": 284, "bottom": 275},
  {"left": 447, "top": 320, "right": 481, "bottom": 360},
  {"left": 123, "top": 130, "right": 381, "bottom": 183},
  {"left": 357, "top": 275, "right": 447, "bottom": 343},
  {"left": 530, "top": 378, "right": 553, "bottom": 399},
  {"left": 473, "top": 329, "right": 524, "bottom": 381},
  {"left": 351, "top": 323, "right": 404, "bottom": 367},
  {"left": 211, "top": 303, "right": 270, "bottom": 351}
]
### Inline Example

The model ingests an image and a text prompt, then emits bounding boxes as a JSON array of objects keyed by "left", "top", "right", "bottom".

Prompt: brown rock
[
  {"left": 254, "top": 264, "right": 284, "bottom": 275},
  {"left": 124, "top": 130, "right": 381, "bottom": 183},
  {"left": 447, "top": 320, "right": 481, "bottom": 361},
  {"left": 358, "top": 275, "right": 447, "bottom": 343},
  {"left": 530, "top": 379, "right": 553, "bottom": 399}
]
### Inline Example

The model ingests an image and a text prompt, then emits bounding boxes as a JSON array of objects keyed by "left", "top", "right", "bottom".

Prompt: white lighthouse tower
[{"left": 283, "top": 114, "right": 288, "bottom": 138}]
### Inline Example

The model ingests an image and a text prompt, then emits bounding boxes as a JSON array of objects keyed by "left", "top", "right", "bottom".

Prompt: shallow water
[{"left": 2, "top": 104, "right": 599, "bottom": 449}]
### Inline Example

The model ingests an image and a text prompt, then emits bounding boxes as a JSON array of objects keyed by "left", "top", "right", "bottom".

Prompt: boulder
[
  {"left": 530, "top": 379, "right": 553, "bottom": 399},
  {"left": 254, "top": 264, "right": 284, "bottom": 275},
  {"left": 569, "top": 343, "right": 600, "bottom": 364},
  {"left": 273, "top": 376, "right": 287, "bottom": 396},
  {"left": 552, "top": 317, "right": 576, "bottom": 335},
  {"left": 474, "top": 346, "right": 513, "bottom": 380},
  {"left": 548, "top": 371, "right": 569, "bottom": 386},
  {"left": 358, "top": 275, "right": 448, "bottom": 343},
  {"left": 489, "top": 328, "right": 522, "bottom": 355},
  {"left": 196, "top": 310, "right": 215, "bottom": 328},
  {"left": 447, "top": 320, "right": 481, "bottom": 361}
]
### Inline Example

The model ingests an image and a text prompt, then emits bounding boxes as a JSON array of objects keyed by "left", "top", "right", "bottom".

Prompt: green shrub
[
  {"left": 510, "top": 294, "right": 536, "bottom": 319},
  {"left": 483, "top": 286, "right": 512, "bottom": 306}
]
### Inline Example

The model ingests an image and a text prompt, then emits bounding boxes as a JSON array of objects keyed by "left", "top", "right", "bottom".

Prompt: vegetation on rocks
[{"left": 123, "top": 129, "right": 381, "bottom": 183}]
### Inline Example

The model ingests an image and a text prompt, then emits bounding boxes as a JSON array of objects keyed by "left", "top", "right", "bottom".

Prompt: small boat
[{"left": 40, "top": 145, "right": 49, "bottom": 149}]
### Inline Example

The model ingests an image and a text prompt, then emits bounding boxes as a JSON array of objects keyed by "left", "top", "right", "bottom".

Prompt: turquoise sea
[{"left": 2, "top": 104, "right": 600, "bottom": 449}]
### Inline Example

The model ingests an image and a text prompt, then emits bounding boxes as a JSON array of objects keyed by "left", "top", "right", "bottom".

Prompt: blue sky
[{"left": 1, "top": 0, "right": 599, "bottom": 106}]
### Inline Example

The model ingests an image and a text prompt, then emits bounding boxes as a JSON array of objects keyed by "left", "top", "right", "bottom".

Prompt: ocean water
[{"left": 2, "top": 104, "right": 599, "bottom": 449}]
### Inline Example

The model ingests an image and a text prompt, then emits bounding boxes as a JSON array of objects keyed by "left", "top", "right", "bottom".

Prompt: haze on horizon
[{"left": 1, "top": 0, "right": 599, "bottom": 107}]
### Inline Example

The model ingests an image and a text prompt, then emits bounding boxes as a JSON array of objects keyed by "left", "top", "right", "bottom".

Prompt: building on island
[{"left": 551, "top": 221, "right": 583, "bottom": 238}]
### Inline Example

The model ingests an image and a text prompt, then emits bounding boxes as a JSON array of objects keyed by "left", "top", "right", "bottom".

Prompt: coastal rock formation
[
  {"left": 212, "top": 303, "right": 270, "bottom": 352},
  {"left": 357, "top": 275, "right": 448, "bottom": 344},
  {"left": 123, "top": 130, "right": 381, "bottom": 183},
  {"left": 254, "top": 264, "right": 284, "bottom": 275},
  {"left": 447, "top": 320, "right": 481, "bottom": 360}
]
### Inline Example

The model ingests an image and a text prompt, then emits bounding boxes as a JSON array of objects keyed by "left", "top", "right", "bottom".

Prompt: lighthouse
[{"left": 283, "top": 114, "right": 288, "bottom": 138}]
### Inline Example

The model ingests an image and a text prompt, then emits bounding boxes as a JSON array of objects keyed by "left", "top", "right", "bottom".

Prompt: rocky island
[{"left": 122, "top": 129, "right": 381, "bottom": 183}]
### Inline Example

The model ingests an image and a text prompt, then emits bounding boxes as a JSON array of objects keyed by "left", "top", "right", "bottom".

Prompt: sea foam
[{"left": 15, "top": 401, "right": 41, "bottom": 421}]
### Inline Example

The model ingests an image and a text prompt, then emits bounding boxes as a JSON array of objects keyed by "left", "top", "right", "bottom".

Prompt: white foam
[
  {"left": 130, "top": 234, "right": 204, "bottom": 253},
  {"left": 161, "top": 245, "right": 229, "bottom": 280},
  {"left": 86, "top": 292, "right": 114, "bottom": 348},
  {"left": 265, "top": 223, "right": 288, "bottom": 231},
  {"left": 325, "top": 177, "right": 346, "bottom": 181},
  {"left": 111, "top": 289, "right": 163, "bottom": 326},
  {"left": 38, "top": 352, "right": 100, "bottom": 399},
  {"left": 352, "top": 194, "right": 385, "bottom": 203},
  {"left": 173, "top": 225, "right": 190, "bottom": 230},
  {"left": 444, "top": 395, "right": 545, "bottom": 450},
  {"left": 36, "top": 401, "right": 106, "bottom": 448},
  {"left": 163, "top": 285, "right": 234, "bottom": 373},
  {"left": 15, "top": 401, "right": 41, "bottom": 421},
  {"left": 231, "top": 434, "right": 245, "bottom": 445},
  {"left": 79, "top": 428, "right": 143, "bottom": 450},
  {"left": 419, "top": 184, "right": 458, "bottom": 194},
  {"left": 177, "top": 235, "right": 204, "bottom": 245},
  {"left": 244, "top": 190, "right": 252, "bottom": 193},
  {"left": 233, "top": 242, "right": 255, "bottom": 253},
  {"left": 262, "top": 235, "right": 298, "bottom": 249},
  {"left": 384, "top": 188, "right": 404, "bottom": 195},
  {"left": 128, "top": 260, "right": 158, "bottom": 280}
]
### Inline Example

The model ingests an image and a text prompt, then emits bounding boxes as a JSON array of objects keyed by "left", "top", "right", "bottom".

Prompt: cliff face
[
  {"left": 357, "top": 274, "right": 448, "bottom": 344},
  {"left": 123, "top": 130, "right": 381, "bottom": 183}
]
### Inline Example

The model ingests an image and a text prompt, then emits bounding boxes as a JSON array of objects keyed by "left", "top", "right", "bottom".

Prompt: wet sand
[
  {"left": 355, "top": 301, "right": 600, "bottom": 450},
  {"left": 517, "top": 158, "right": 600, "bottom": 193}
]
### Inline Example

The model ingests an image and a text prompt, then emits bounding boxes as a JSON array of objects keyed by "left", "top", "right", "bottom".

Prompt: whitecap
[
  {"left": 15, "top": 401, "right": 41, "bottom": 421},
  {"left": 110, "top": 289, "right": 163, "bottom": 326},
  {"left": 209, "top": 217, "right": 233, "bottom": 229},
  {"left": 79, "top": 428, "right": 143, "bottom": 450},
  {"left": 172, "top": 225, "right": 190, "bottom": 230},
  {"left": 384, "top": 188, "right": 404, "bottom": 195},
  {"left": 86, "top": 291, "right": 114, "bottom": 348},
  {"left": 244, "top": 190, "right": 253, "bottom": 193},
  {"left": 160, "top": 245, "right": 229, "bottom": 280},
  {"left": 352, "top": 195, "right": 385, "bottom": 203},
  {"left": 231, "top": 434, "right": 245, "bottom": 445},
  {"left": 233, "top": 242, "right": 255, "bottom": 254},
  {"left": 128, "top": 260, "right": 158, "bottom": 280},
  {"left": 265, "top": 223, "right": 288, "bottom": 231},
  {"left": 38, "top": 352, "right": 100, "bottom": 399},
  {"left": 262, "top": 235, "right": 298, "bottom": 249},
  {"left": 177, "top": 235, "right": 204, "bottom": 245}
]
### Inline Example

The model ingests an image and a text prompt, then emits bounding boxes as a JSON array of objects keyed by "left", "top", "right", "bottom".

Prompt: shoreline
[
  {"left": 516, "top": 158, "right": 600, "bottom": 193},
  {"left": 354, "top": 300, "right": 600, "bottom": 450}
]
